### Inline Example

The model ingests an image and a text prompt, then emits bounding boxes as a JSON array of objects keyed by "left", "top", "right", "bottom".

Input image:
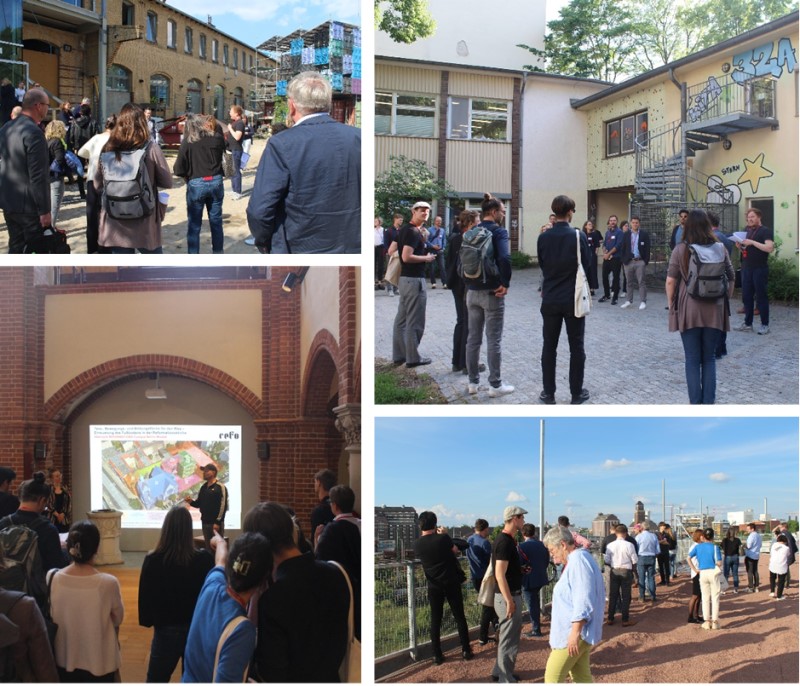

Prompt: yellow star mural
[{"left": 737, "top": 152, "right": 774, "bottom": 194}]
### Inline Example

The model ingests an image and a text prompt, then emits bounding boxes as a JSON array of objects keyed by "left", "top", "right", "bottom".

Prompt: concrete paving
[
  {"left": 0, "top": 139, "right": 270, "bottom": 254},
  {"left": 375, "top": 268, "right": 799, "bottom": 405}
]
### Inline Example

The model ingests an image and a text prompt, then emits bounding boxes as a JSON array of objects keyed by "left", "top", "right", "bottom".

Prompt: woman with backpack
[
  {"left": 49, "top": 520, "right": 124, "bottom": 681},
  {"left": 445, "top": 209, "right": 478, "bottom": 374},
  {"left": 78, "top": 114, "right": 116, "bottom": 254},
  {"left": 665, "top": 209, "right": 734, "bottom": 404},
  {"left": 173, "top": 114, "right": 226, "bottom": 254},
  {"left": 95, "top": 103, "right": 172, "bottom": 253},
  {"left": 45, "top": 119, "right": 70, "bottom": 228}
]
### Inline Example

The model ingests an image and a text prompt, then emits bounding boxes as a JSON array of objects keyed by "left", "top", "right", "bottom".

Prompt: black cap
[
  {"left": 0, "top": 467, "right": 16, "bottom": 484},
  {"left": 202, "top": 463, "right": 218, "bottom": 474}
]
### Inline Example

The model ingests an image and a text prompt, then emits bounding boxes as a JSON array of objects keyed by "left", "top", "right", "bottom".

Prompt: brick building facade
[
  {"left": 15, "top": 0, "right": 264, "bottom": 121},
  {"left": 0, "top": 266, "right": 360, "bottom": 546}
]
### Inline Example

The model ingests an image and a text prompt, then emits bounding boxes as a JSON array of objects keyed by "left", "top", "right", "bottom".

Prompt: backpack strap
[
  {"left": 0, "top": 590, "right": 25, "bottom": 616},
  {"left": 212, "top": 615, "right": 249, "bottom": 682}
]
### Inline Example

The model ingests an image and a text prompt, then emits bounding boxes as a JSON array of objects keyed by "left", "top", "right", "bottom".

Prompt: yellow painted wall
[
  {"left": 300, "top": 269, "right": 340, "bottom": 383},
  {"left": 44, "top": 290, "right": 262, "bottom": 401}
]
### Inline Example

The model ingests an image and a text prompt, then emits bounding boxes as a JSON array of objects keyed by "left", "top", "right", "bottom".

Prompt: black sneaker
[
  {"left": 570, "top": 389, "right": 590, "bottom": 405},
  {"left": 598, "top": 295, "right": 609, "bottom": 303},
  {"left": 462, "top": 650, "right": 474, "bottom": 661},
  {"left": 611, "top": 298, "right": 618, "bottom": 305},
  {"left": 433, "top": 654, "right": 445, "bottom": 666},
  {"left": 539, "top": 390, "right": 556, "bottom": 405}
]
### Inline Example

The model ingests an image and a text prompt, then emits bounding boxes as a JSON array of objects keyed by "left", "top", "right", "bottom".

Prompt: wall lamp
[
  {"left": 281, "top": 267, "right": 309, "bottom": 292},
  {"left": 145, "top": 372, "right": 167, "bottom": 400}
]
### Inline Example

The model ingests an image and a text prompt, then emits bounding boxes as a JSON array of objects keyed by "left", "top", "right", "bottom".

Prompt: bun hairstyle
[
  {"left": 481, "top": 193, "right": 502, "bottom": 216},
  {"left": 226, "top": 532, "right": 272, "bottom": 594},
  {"left": 67, "top": 520, "right": 100, "bottom": 564},
  {"left": 19, "top": 471, "right": 51, "bottom": 502}
]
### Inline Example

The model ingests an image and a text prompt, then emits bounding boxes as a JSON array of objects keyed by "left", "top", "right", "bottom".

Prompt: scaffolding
[{"left": 253, "top": 21, "right": 361, "bottom": 125}]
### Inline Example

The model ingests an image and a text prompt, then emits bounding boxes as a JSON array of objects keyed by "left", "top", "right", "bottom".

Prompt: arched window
[
  {"left": 108, "top": 64, "right": 131, "bottom": 92},
  {"left": 186, "top": 78, "right": 202, "bottom": 113},
  {"left": 150, "top": 74, "right": 170, "bottom": 115},
  {"left": 213, "top": 85, "right": 225, "bottom": 120},
  {"left": 233, "top": 87, "right": 244, "bottom": 107}
]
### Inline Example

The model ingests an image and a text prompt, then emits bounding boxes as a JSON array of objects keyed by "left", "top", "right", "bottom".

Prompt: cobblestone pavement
[
  {"left": 0, "top": 139, "right": 269, "bottom": 254},
  {"left": 375, "top": 268, "right": 799, "bottom": 405}
]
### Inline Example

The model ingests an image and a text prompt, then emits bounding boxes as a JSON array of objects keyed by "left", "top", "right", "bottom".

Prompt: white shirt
[
  {"left": 604, "top": 538, "right": 638, "bottom": 569},
  {"left": 374, "top": 227, "right": 384, "bottom": 246},
  {"left": 77, "top": 131, "right": 110, "bottom": 183},
  {"left": 769, "top": 542, "right": 791, "bottom": 574}
]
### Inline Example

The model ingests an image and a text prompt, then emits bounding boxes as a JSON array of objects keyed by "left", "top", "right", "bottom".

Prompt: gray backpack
[
  {"left": 100, "top": 144, "right": 155, "bottom": 220},
  {"left": 685, "top": 243, "right": 728, "bottom": 300}
]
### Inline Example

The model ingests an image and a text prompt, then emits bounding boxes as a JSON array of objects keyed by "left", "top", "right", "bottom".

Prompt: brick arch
[
  {"left": 353, "top": 343, "right": 361, "bottom": 404},
  {"left": 44, "top": 355, "right": 262, "bottom": 423},
  {"left": 301, "top": 329, "right": 340, "bottom": 417}
]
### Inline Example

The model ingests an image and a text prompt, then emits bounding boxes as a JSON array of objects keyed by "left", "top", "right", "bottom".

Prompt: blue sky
[
  {"left": 375, "top": 418, "right": 799, "bottom": 528},
  {"left": 168, "top": 0, "right": 360, "bottom": 50}
]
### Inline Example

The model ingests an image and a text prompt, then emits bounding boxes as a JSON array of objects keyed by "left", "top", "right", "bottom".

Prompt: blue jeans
[
  {"left": 50, "top": 178, "right": 65, "bottom": 227},
  {"left": 680, "top": 327, "right": 721, "bottom": 404},
  {"left": 637, "top": 555, "right": 657, "bottom": 600},
  {"left": 723, "top": 555, "right": 739, "bottom": 588},
  {"left": 230, "top": 151, "right": 243, "bottom": 194},
  {"left": 521, "top": 587, "right": 542, "bottom": 632},
  {"left": 146, "top": 624, "right": 189, "bottom": 682},
  {"left": 741, "top": 266, "right": 769, "bottom": 326},
  {"left": 186, "top": 176, "right": 224, "bottom": 253}
]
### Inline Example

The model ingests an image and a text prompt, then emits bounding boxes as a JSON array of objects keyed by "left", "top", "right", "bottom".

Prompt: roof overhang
[{"left": 23, "top": 0, "right": 100, "bottom": 34}]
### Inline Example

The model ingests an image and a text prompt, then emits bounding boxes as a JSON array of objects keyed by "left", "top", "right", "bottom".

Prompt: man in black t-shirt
[
  {"left": 226, "top": 105, "right": 246, "bottom": 200},
  {"left": 185, "top": 463, "right": 228, "bottom": 549},
  {"left": 414, "top": 510, "right": 472, "bottom": 665},
  {"left": 733, "top": 207, "right": 774, "bottom": 335},
  {"left": 391, "top": 201, "right": 436, "bottom": 367},
  {"left": 492, "top": 505, "right": 527, "bottom": 683}
]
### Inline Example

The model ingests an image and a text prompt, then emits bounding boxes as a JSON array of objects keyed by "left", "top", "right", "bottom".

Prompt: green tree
[
  {"left": 520, "top": 0, "right": 644, "bottom": 81},
  {"left": 375, "top": 0, "right": 436, "bottom": 44},
  {"left": 680, "top": 0, "right": 798, "bottom": 50},
  {"left": 374, "top": 155, "right": 453, "bottom": 222},
  {"left": 787, "top": 520, "right": 799, "bottom": 534}
]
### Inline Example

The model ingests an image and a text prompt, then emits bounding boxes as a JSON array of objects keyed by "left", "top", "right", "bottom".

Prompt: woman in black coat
[
  {"left": 583, "top": 220, "right": 603, "bottom": 295},
  {"left": 445, "top": 210, "right": 479, "bottom": 373}
]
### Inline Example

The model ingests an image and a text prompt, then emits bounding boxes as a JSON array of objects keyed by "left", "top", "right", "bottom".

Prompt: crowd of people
[
  {"left": 0, "top": 71, "right": 360, "bottom": 254},
  {"left": 0, "top": 467, "right": 361, "bottom": 682},
  {"left": 376, "top": 196, "right": 776, "bottom": 405},
  {"left": 413, "top": 508, "right": 796, "bottom": 683}
]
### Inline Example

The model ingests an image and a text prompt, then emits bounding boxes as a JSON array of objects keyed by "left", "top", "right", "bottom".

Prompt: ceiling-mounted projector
[{"left": 145, "top": 372, "right": 167, "bottom": 400}]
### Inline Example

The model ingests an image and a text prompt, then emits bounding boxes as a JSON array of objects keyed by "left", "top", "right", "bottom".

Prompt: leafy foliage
[
  {"left": 375, "top": 0, "right": 436, "bottom": 44},
  {"left": 375, "top": 155, "right": 454, "bottom": 223},
  {"left": 766, "top": 236, "right": 799, "bottom": 303},
  {"left": 510, "top": 250, "right": 534, "bottom": 270},
  {"left": 522, "top": 0, "right": 798, "bottom": 80}
]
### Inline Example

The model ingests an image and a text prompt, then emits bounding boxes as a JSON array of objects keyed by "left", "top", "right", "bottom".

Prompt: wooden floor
[{"left": 106, "top": 564, "right": 182, "bottom": 683}]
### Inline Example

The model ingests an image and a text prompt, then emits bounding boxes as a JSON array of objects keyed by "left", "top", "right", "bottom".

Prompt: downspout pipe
[{"left": 98, "top": 0, "right": 108, "bottom": 122}]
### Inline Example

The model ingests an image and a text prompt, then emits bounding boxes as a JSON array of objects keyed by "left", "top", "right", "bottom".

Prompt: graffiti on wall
[
  {"left": 705, "top": 152, "right": 774, "bottom": 202},
  {"left": 705, "top": 176, "right": 743, "bottom": 205},
  {"left": 737, "top": 152, "right": 774, "bottom": 194},
  {"left": 731, "top": 37, "right": 797, "bottom": 84},
  {"left": 687, "top": 76, "right": 723, "bottom": 122}
]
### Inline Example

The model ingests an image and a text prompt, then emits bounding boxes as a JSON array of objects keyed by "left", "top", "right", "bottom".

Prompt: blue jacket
[
  {"left": 246, "top": 114, "right": 360, "bottom": 253},
  {"left": 603, "top": 227, "right": 623, "bottom": 257},
  {"left": 466, "top": 533, "right": 492, "bottom": 582},
  {"left": 519, "top": 538, "right": 550, "bottom": 590},
  {"left": 466, "top": 220, "right": 512, "bottom": 291}
]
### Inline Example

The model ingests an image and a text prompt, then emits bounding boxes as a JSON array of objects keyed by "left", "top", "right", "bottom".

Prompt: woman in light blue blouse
[
  {"left": 687, "top": 527, "right": 723, "bottom": 630},
  {"left": 542, "top": 526, "right": 605, "bottom": 683}
]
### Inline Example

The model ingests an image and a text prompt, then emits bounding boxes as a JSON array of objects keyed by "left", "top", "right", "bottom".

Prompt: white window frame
[
  {"left": 447, "top": 96, "right": 511, "bottom": 142},
  {"left": 376, "top": 90, "right": 437, "bottom": 138},
  {"left": 184, "top": 27, "right": 192, "bottom": 54},
  {"left": 212, "top": 39, "right": 219, "bottom": 63},
  {"left": 166, "top": 19, "right": 176, "bottom": 49}
]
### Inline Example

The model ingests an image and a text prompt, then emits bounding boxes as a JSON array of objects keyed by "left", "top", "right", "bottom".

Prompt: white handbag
[{"left": 574, "top": 229, "right": 592, "bottom": 318}]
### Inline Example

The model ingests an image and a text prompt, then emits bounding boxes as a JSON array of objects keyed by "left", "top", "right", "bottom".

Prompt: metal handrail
[{"left": 686, "top": 72, "right": 777, "bottom": 124}]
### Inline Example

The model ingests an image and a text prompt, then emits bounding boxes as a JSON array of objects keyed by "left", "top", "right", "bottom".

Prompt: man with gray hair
[
  {"left": 0, "top": 88, "right": 51, "bottom": 252},
  {"left": 246, "top": 71, "right": 360, "bottom": 253}
]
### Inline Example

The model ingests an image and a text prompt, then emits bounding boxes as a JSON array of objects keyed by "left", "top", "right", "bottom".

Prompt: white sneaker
[
  {"left": 732, "top": 588, "right": 738, "bottom": 594},
  {"left": 769, "top": 592, "right": 775, "bottom": 597},
  {"left": 620, "top": 301, "right": 632, "bottom": 309},
  {"left": 639, "top": 302, "right": 647, "bottom": 310},
  {"left": 230, "top": 192, "right": 242, "bottom": 200},
  {"left": 488, "top": 383, "right": 515, "bottom": 398},
  {"left": 621, "top": 291, "right": 627, "bottom": 298},
  {"left": 467, "top": 383, "right": 479, "bottom": 395},
  {"left": 244, "top": 236, "right": 256, "bottom": 246}
]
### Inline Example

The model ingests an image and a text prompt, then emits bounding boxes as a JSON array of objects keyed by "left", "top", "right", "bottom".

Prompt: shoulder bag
[
  {"left": 477, "top": 559, "right": 496, "bottom": 607},
  {"left": 384, "top": 252, "right": 401, "bottom": 287},
  {"left": 574, "top": 229, "right": 592, "bottom": 318},
  {"left": 212, "top": 614, "right": 250, "bottom": 682},
  {"left": 328, "top": 561, "right": 360, "bottom": 682}
]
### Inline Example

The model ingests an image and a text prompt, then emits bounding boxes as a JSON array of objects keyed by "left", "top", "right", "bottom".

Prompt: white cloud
[
  {"left": 564, "top": 500, "right": 582, "bottom": 507},
  {"left": 709, "top": 472, "right": 731, "bottom": 482},
  {"left": 602, "top": 458, "right": 631, "bottom": 470},
  {"left": 168, "top": 0, "right": 359, "bottom": 26},
  {"left": 506, "top": 491, "right": 527, "bottom": 503}
]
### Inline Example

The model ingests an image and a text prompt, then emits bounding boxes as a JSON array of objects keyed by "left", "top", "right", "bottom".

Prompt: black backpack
[
  {"left": 684, "top": 243, "right": 728, "bottom": 300},
  {"left": 0, "top": 590, "right": 24, "bottom": 683},
  {"left": 0, "top": 514, "right": 49, "bottom": 606},
  {"left": 99, "top": 143, "right": 156, "bottom": 220}
]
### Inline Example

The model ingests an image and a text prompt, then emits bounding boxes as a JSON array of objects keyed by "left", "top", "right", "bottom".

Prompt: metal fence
[{"left": 375, "top": 557, "right": 559, "bottom": 661}]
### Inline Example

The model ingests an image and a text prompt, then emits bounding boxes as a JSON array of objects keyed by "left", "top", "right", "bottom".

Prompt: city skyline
[
  {"left": 169, "top": 0, "right": 359, "bottom": 52},
  {"left": 375, "top": 417, "right": 799, "bottom": 529}
]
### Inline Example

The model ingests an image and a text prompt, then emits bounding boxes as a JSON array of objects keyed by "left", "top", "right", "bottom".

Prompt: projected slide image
[
  {"left": 91, "top": 425, "right": 242, "bottom": 529},
  {"left": 101, "top": 439, "right": 229, "bottom": 511}
]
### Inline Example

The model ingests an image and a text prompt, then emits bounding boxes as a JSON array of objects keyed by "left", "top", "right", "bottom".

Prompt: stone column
[
  {"left": 334, "top": 403, "right": 361, "bottom": 512},
  {"left": 87, "top": 509, "right": 123, "bottom": 565}
]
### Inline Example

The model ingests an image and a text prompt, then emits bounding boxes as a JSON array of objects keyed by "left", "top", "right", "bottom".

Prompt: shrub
[
  {"left": 766, "top": 236, "right": 799, "bottom": 303},
  {"left": 510, "top": 250, "right": 533, "bottom": 270}
]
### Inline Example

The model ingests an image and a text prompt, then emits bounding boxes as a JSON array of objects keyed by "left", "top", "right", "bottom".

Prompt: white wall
[
  {"left": 70, "top": 376, "right": 259, "bottom": 552},
  {"left": 520, "top": 75, "right": 608, "bottom": 256},
  {"left": 376, "top": 0, "right": 545, "bottom": 72}
]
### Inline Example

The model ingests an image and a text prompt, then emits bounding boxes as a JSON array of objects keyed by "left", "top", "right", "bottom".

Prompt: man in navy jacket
[
  {"left": 519, "top": 524, "right": 549, "bottom": 637},
  {"left": 619, "top": 216, "right": 651, "bottom": 310},
  {"left": 246, "top": 72, "right": 360, "bottom": 253}
]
